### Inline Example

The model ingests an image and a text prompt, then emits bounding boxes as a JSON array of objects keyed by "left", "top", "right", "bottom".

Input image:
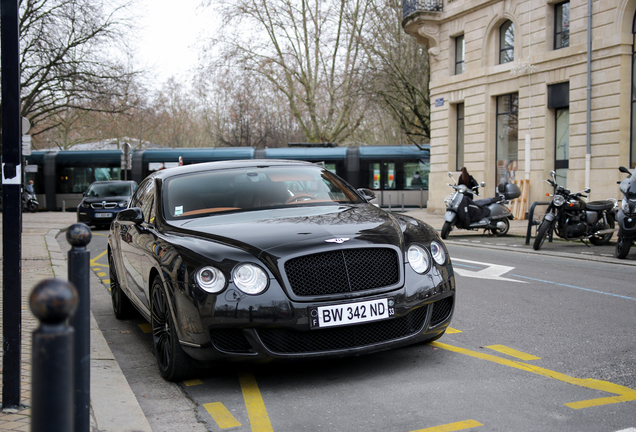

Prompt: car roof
[{"left": 150, "top": 159, "right": 317, "bottom": 180}]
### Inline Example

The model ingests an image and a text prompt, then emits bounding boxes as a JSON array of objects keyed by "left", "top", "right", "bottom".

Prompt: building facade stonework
[{"left": 403, "top": 0, "right": 636, "bottom": 214}]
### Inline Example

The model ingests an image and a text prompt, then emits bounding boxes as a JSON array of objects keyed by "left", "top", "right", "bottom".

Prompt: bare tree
[
  {"left": 362, "top": 0, "right": 430, "bottom": 147},
  {"left": 2, "top": 0, "right": 138, "bottom": 140},
  {"left": 206, "top": 0, "right": 371, "bottom": 144}
]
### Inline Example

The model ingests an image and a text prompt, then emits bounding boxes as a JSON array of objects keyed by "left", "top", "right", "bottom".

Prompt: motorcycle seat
[
  {"left": 474, "top": 197, "right": 500, "bottom": 206},
  {"left": 586, "top": 200, "right": 615, "bottom": 211}
]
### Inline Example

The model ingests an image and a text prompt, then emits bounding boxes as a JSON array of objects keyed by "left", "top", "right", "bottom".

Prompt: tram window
[
  {"left": 385, "top": 163, "right": 396, "bottom": 189},
  {"left": 57, "top": 167, "right": 122, "bottom": 194},
  {"left": 369, "top": 163, "right": 381, "bottom": 189},
  {"left": 405, "top": 162, "right": 430, "bottom": 190}
]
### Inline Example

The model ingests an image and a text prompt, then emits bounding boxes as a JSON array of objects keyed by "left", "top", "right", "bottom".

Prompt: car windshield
[
  {"left": 86, "top": 183, "right": 132, "bottom": 198},
  {"left": 163, "top": 165, "right": 365, "bottom": 220}
]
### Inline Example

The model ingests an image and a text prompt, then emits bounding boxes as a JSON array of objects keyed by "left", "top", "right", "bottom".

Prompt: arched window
[{"left": 500, "top": 20, "right": 514, "bottom": 64}]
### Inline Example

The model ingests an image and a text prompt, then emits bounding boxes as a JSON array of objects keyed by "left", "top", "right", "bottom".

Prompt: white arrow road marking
[{"left": 452, "top": 258, "right": 527, "bottom": 283}]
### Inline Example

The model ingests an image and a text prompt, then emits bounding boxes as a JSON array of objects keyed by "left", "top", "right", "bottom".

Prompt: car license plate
[
  {"left": 95, "top": 213, "right": 112, "bottom": 218},
  {"left": 309, "top": 298, "right": 394, "bottom": 329}
]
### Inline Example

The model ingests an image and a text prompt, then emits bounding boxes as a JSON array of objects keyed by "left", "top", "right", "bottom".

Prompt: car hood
[
  {"left": 81, "top": 195, "right": 130, "bottom": 203},
  {"left": 167, "top": 204, "right": 404, "bottom": 254}
]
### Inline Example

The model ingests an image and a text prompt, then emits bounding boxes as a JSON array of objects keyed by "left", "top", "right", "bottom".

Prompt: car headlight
[
  {"left": 81, "top": 201, "right": 91, "bottom": 209},
  {"left": 552, "top": 195, "right": 565, "bottom": 207},
  {"left": 407, "top": 245, "right": 430, "bottom": 274},
  {"left": 430, "top": 241, "right": 446, "bottom": 265},
  {"left": 195, "top": 266, "right": 226, "bottom": 293},
  {"left": 232, "top": 263, "right": 268, "bottom": 295},
  {"left": 117, "top": 200, "right": 129, "bottom": 208}
]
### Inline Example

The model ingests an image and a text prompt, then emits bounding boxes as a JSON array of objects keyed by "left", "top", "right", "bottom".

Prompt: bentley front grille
[
  {"left": 284, "top": 248, "right": 400, "bottom": 297},
  {"left": 255, "top": 306, "right": 427, "bottom": 354}
]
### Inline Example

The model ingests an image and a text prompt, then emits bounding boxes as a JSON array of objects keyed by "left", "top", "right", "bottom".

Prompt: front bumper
[{"left": 177, "top": 266, "right": 455, "bottom": 363}]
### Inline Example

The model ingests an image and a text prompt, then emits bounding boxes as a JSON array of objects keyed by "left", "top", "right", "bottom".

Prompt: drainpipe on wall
[
  {"left": 585, "top": 0, "right": 592, "bottom": 191},
  {"left": 525, "top": 0, "right": 532, "bottom": 183}
]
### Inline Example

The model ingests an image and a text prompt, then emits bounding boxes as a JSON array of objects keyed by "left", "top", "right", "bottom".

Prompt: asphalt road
[{"left": 68, "top": 228, "right": 636, "bottom": 432}]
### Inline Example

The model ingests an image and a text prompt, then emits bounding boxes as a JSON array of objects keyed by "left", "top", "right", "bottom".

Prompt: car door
[{"left": 118, "top": 178, "right": 155, "bottom": 311}]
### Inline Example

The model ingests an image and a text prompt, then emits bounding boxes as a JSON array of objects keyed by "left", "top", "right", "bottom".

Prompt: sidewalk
[
  {"left": 0, "top": 212, "right": 151, "bottom": 432},
  {"left": 405, "top": 208, "right": 531, "bottom": 237}
]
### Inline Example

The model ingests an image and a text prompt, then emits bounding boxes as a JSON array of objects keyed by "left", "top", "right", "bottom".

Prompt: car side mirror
[
  {"left": 116, "top": 207, "right": 144, "bottom": 225},
  {"left": 357, "top": 188, "right": 376, "bottom": 202}
]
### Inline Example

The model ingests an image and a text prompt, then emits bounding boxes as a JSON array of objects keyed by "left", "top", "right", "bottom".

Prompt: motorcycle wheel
[
  {"left": 441, "top": 221, "right": 452, "bottom": 239},
  {"left": 615, "top": 234, "right": 632, "bottom": 259},
  {"left": 589, "top": 212, "right": 615, "bottom": 246},
  {"left": 27, "top": 201, "right": 38, "bottom": 213},
  {"left": 533, "top": 219, "right": 552, "bottom": 251},
  {"left": 491, "top": 219, "right": 510, "bottom": 237}
]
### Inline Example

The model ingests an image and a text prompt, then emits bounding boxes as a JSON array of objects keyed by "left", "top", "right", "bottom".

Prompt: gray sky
[{"left": 136, "top": 0, "right": 214, "bottom": 84}]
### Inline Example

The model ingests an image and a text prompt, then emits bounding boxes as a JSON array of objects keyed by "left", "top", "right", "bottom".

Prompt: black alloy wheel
[
  {"left": 533, "top": 219, "right": 553, "bottom": 250},
  {"left": 109, "top": 251, "right": 136, "bottom": 319},
  {"left": 589, "top": 212, "right": 615, "bottom": 246},
  {"left": 150, "top": 275, "right": 197, "bottom": 382},
  {"left": 441, "top": 221, "right": 452, "bottom": 239},
  {"left": 491, "top": 218, "right": 510, "bottom": 237},
  {"left": 615, "top": 234, "right": 632, "bottom": 259}
]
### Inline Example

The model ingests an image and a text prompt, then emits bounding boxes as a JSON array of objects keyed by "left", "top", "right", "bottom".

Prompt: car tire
[
  {"left": 533, "top": 219, "right": 552, "bottom": 251},
  {"left": 441, "top": 221, "right": 452, "bottom": 239},
  {"left": 615, "top": 234, "right": 632, "bottom": 259},
  {"left": 151, "top": 275, "right": 197, "bottom": 382},
  {"left": 491, "top": 218, "right": 510, "bottom": 237},
  {"left": 109, "top": 251, "right": 136, "bottom": 319},
  {"left": 589, "top": 212, "right": 615, "bottom": 246}
]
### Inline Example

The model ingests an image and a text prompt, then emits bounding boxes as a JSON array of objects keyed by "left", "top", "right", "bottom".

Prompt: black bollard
[
  {"left": 30, "top": 278, "right": 78, "bottom": 432},
  {"left": 66, "top": 223, "right": 92, "bottom": 432}
]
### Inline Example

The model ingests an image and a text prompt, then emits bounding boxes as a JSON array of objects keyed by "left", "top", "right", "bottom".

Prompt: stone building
[{"left": 402, "top": 0, "right": 636, "bottom": 214}]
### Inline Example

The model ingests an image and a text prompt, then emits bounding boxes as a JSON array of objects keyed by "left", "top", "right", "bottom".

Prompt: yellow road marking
[
  {"left": 138, "top": 323, "right": 151, "bottom": 333},
  {"left": 485, "top": 345, "right": 541, "bottom": 361},
  {"left": 410, "top": 419, "right": 483, "bottom": 432},
  {"left": 93, "top": 267, "right": 101, "bottom": 271},
  {"left": 431, "top": 341, "right": 636, "bottom": 409},
  {"left": 91, "top": 249, "right": 108, "bottom": 266},
  {"left": 103, "top": 279, "right": 110, "bottom": 284},
  {"left": 238, "top": 372, "right": 273, "bottom": 432},
  {"left": 91, "top": 232, "right": 109, "bottom": 237},
  {"left": 184, "top": 379, "right": 203, "bottom": 386},
  {"left": 96, "top": 272, "right": 106, "bottom": 277},
  {"left": 203, "top": 402, "right": 241, "bottom": 429},
  {"left": 446, "top": 327, "right": 462, "bottom": 334}
]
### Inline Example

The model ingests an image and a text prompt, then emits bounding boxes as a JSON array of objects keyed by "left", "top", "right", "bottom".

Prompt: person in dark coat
[{"left": 458, "top": 167, "right": 479, "bottom": 199}]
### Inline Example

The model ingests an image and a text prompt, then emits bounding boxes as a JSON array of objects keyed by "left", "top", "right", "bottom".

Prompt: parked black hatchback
[{"left": 77, "top": 180, "right": 137, "bottom": 228}]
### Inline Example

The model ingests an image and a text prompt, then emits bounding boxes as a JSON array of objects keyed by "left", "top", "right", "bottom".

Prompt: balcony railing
[{"left": 403, "top": 0, "right": 444, "bottom": 18}]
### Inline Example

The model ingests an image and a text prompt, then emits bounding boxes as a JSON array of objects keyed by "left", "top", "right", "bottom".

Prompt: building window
[
  {"left": 456, "top": 104, "right": 465, "bottom": 171},
  {"left": 555, "top": 108, "right": 570, "bottom": 187},
  {"left": 548, "top": 82, "right": 570, "bottom": 185},
  {"left": 496, "top": 94, "right": 519, "bottom": 185},
  {"left": 555, "top": 1, "right": 570, "bottom": 49},
  {"left": 455, "top": 35, "right": 465, "bottom": 74},
  {"left": 500, "top": 21, "right": 514, "bottom": 64}
]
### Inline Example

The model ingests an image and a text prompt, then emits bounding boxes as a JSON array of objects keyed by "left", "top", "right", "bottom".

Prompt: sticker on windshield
[{"left": 175, "top": 206, "right": 183, "bottom": 216}]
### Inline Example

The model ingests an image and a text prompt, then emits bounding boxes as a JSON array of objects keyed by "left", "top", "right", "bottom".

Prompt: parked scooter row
[
  {"left": 441, "top": 172, "right": 520, "bottom": 239},
  {"left": 532, "top": 171, "right": 616, "bottom": 251},
  {"left": 615, "top": 166, "right": 636, "bottom": 258}
]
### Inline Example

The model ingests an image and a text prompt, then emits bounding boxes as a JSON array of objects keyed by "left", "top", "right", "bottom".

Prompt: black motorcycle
[
  {"left": 441, "top": 172, "right": 520, "bottom": 239},
  {"left": 615, "top": 166, "right": 636, "bottom": 258},
  {"left": 533, "top": 171, "right": 616, "bottom": 250}
]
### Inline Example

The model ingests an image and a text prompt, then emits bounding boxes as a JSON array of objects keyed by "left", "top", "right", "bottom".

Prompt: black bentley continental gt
[{"left": 108, "top": 160, "right": 455, "bottom": 381}]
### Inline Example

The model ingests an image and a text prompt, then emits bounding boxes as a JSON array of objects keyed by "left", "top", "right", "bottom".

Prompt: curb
[{"left": 46, "top": 229, "right": 152, "bottom": 432}]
